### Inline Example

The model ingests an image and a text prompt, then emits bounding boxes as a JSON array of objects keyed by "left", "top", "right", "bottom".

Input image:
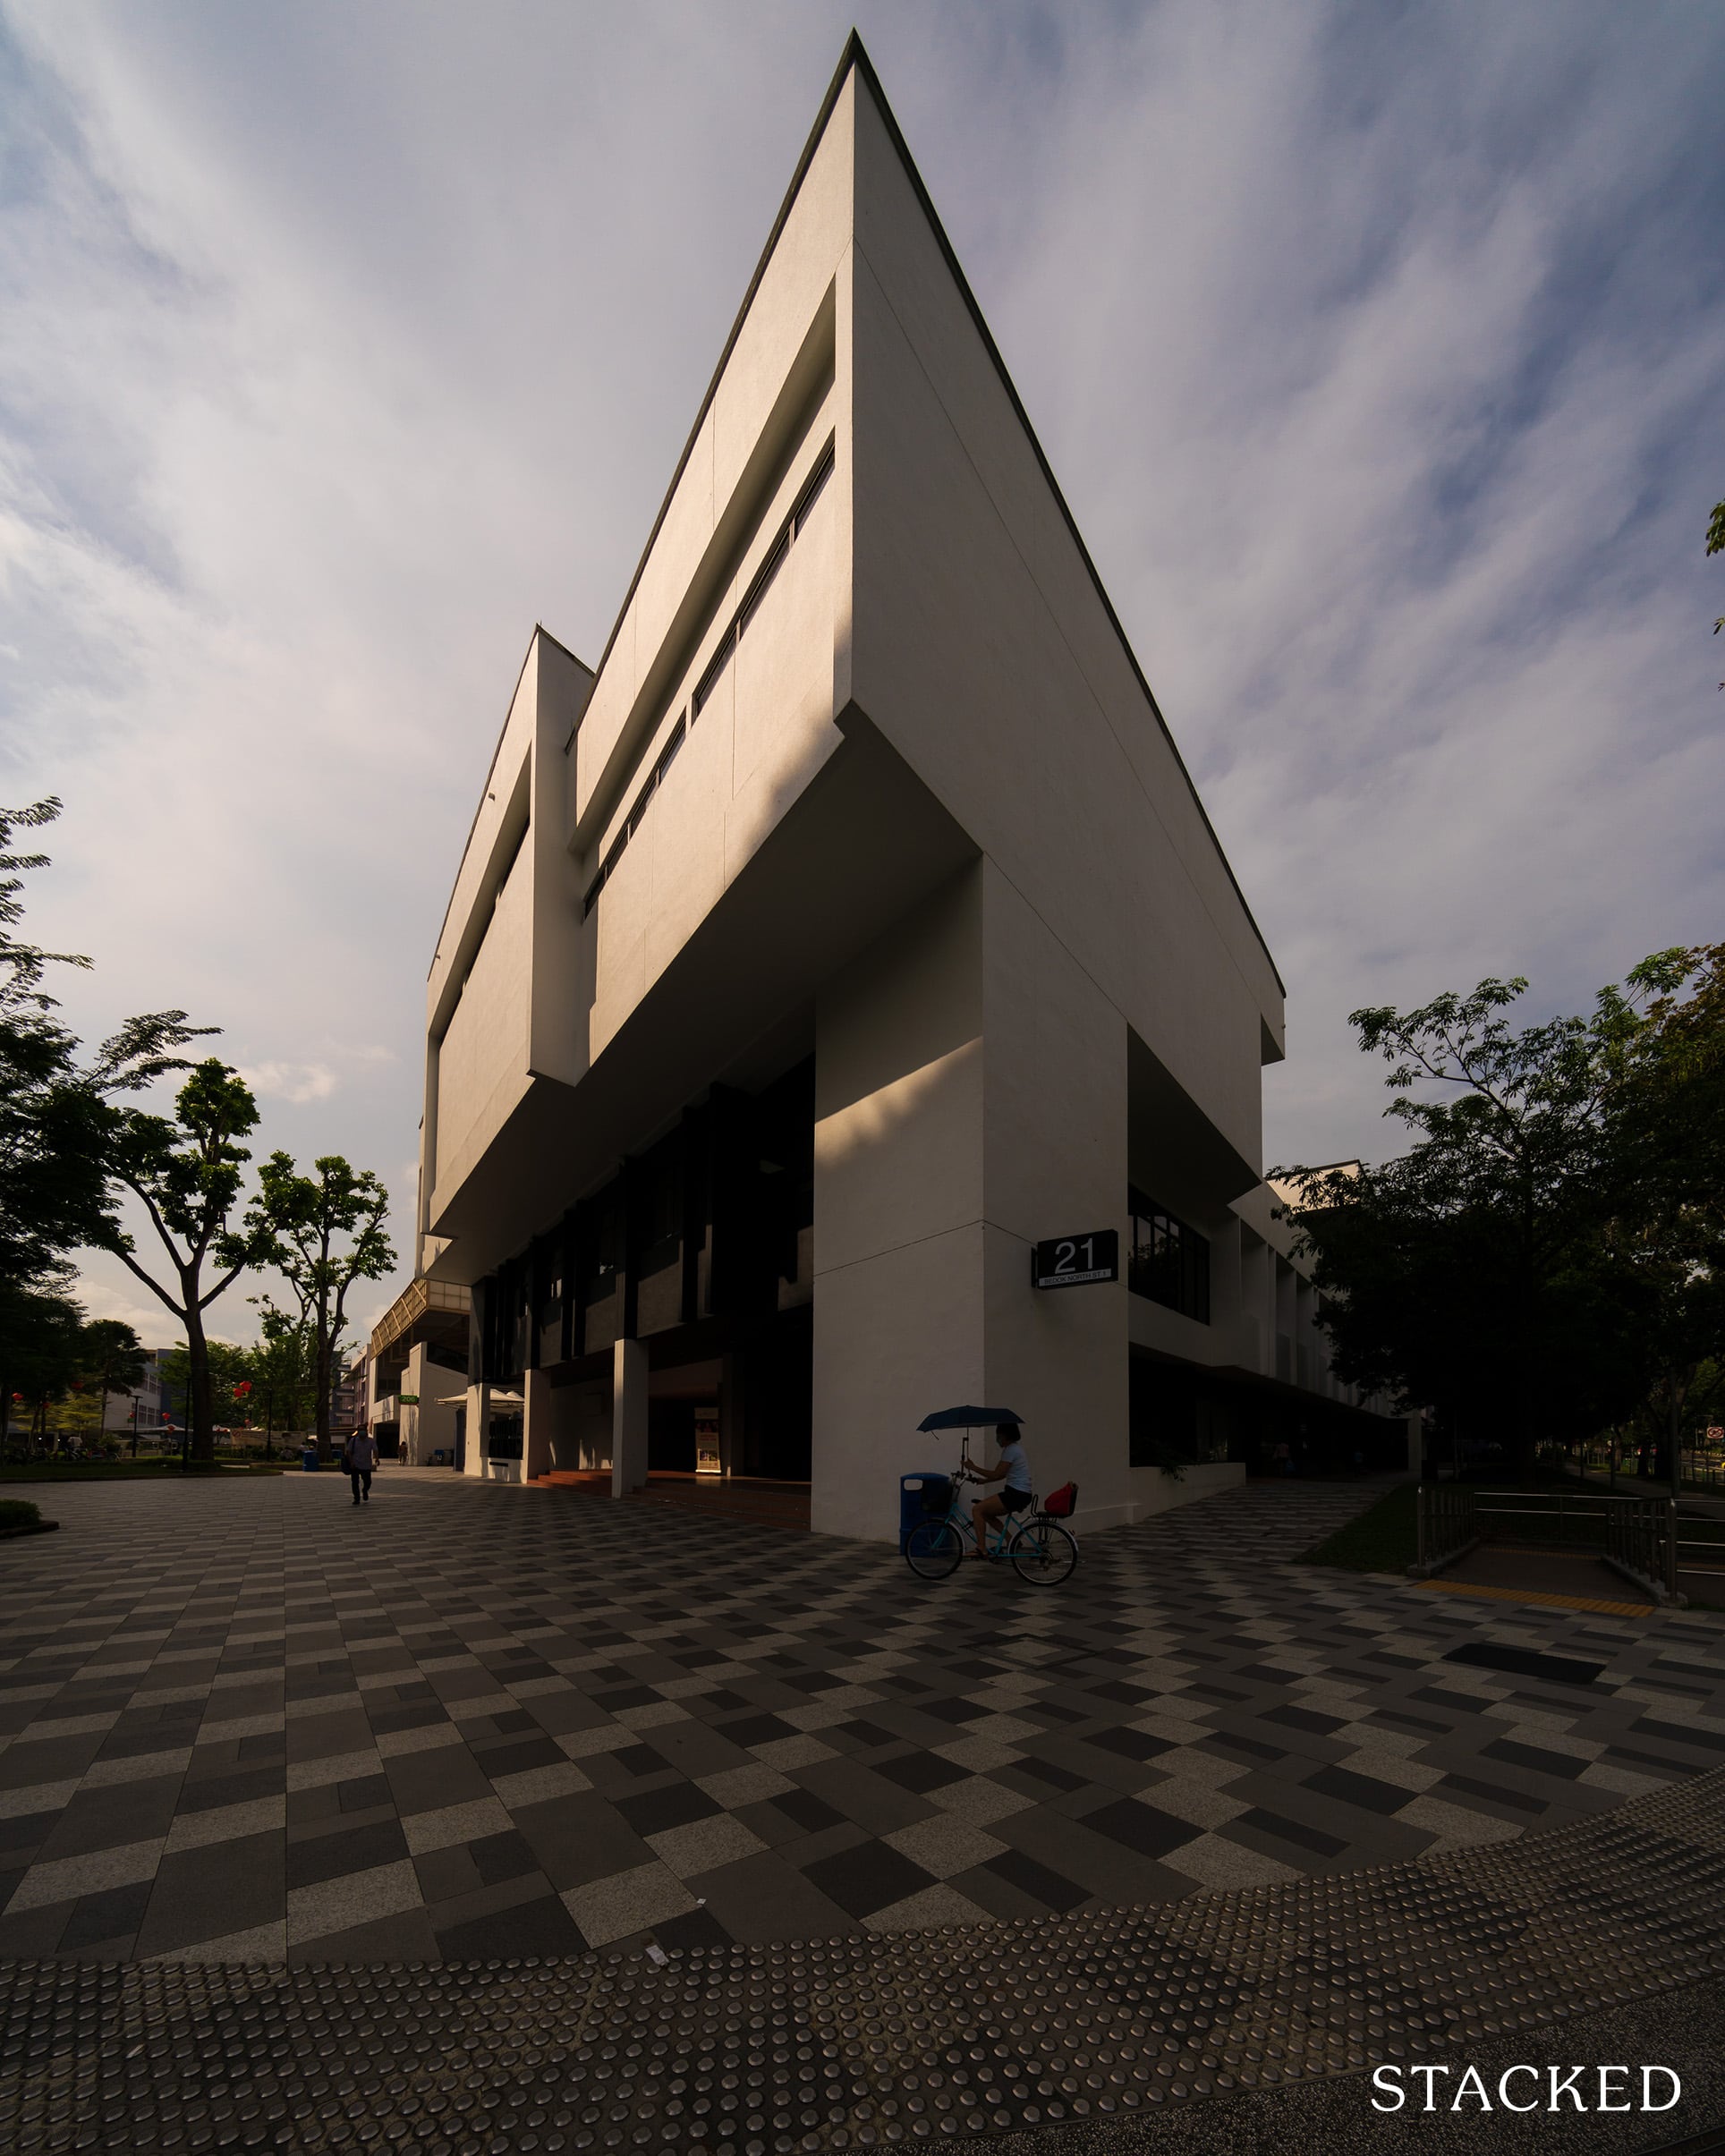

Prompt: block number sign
[{"left": 1032, "top": 1229, "right": 1119, "bottom": 1290}]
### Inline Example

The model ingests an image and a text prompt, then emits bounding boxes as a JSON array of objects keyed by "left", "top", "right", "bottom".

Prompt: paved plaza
[{"left": 3, "top": 1470, "right": 1724, "bottom": 1969}]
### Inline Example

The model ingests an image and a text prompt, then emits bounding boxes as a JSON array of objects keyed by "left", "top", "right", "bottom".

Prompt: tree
[
  {"left": 75, "top": 1318, "right": 147, "bottom": 1442},
  {"left": 246, "top": 1296, "right": 315, "bottom": 1454},
  {"left": 158, "top": 1336, "right": 255, "bottom": 1447},
  {"left": 1604, "top": 944, "right": 1725, "bottom": 1490},
  {"left": 244, "top": 1155, "right": 394, "bottom": 1453},
  {"left": 0, "top": 801, "right": 215, "bottom": 1423},
  {"left": 100, "top": 1061, "right": 282, "bottom": 1463},
  {"left": 1, "top": 1284, "right": 88, "bottom": 1453},
  {"left": 1277, "top": 963, "right": 1680, "bottom": 1484},
  {"left": 1710, "top": 493, "right": 1724, "bottom": 649},
  {"left": 0, "top": 802, "right": 110, "bottom": 1311}
]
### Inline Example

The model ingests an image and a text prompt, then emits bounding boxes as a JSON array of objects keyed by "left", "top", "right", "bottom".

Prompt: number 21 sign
[{"left": 1031, "top": 1230, "right": 1118, "bottom": 1290}]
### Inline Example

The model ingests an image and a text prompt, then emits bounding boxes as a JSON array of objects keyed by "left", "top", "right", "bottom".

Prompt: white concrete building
[
  {"left": 101, "top": 1347, "right": 169, "bottom": 1437},
  {"left": 415, "top": 37, "right": 1406, "bottom": 1538}
]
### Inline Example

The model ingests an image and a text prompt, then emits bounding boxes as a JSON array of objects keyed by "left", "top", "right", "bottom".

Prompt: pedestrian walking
[{"left": 344, "top": 1427, "right": 378, "bottom": 1505}]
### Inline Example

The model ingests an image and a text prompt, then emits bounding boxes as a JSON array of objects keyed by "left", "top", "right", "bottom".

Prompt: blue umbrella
[{"left": 915, "top": 1405, "right": 1023, "bottom": 1432}]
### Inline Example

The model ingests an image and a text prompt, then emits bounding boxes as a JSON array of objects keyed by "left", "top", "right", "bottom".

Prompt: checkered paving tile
[{"left": 0, "top": 1467, "right": 1720, "bottom": 1965}]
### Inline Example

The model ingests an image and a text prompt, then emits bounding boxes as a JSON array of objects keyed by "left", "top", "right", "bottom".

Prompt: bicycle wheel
[
  {"left": 1009, "top": 1517, "right": 1078, "bottom": 1585},
  {"left": 905, "top": 1519, "right": 964, "bottom": 1579}
]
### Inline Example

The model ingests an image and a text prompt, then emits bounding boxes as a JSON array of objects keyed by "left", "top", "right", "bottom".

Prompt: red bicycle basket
[{"left": 1043, "top": 1481, "right": 1077, "bottom": 1519}]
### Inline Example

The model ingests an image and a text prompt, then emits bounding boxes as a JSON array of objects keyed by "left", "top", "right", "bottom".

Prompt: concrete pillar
[
  {"left": 812, "top": 862, "right": 1129, "bottom": 1541},
  {"left": 463, "top": 1381, "right": 489, "bottom": 1480},
  {"left": 523, "top": 1368, "right": 554, "bottom": 1482},
  {"left": 813, "top": 870, "right": 985, "bottom": 1540},
  {"left": 611, "top": 1338, "right": 648, "bottom": 1497},
  {"left": 718, "top": 1352, "right": 743, "bottom": 1480}
]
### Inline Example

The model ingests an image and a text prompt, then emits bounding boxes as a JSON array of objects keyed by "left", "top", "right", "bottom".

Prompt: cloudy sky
[{"left": 3, "top": 0, "right": 1722, "bottom": 1345}]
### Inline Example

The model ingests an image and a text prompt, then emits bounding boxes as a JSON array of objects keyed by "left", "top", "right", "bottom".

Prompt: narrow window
[
  {"left": 625, "top": 768, "right": 657, "bottom": 838},
  {"left": 692, "top": 624, "right": 736, "bottom": 717},
  {"left": 583, "top": 715, "right": 686, "bottom": 918},
  {"left": 655, "top": 714, "right": 686, "bottom": 780},
  {"left": 794, "top": 441, "right": 835, "bottom": 534},
  {"left": 738, "top": 529, "right": 789, "bottom": 636}
]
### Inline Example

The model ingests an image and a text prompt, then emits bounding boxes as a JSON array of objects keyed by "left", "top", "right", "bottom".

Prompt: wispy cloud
[
  {"left": 237, "top": 1061, "right": 338, "bottom": 1106},
  {"left": 0, "top": 0, "right": 1720, "bottom": 1309}
]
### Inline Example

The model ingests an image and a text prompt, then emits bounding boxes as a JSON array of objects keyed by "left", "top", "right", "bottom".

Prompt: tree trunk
[
  {"left": 314, "top": 1331, "right": 333, "bottom": 1454},
  {"left": 184, "top": 1300, "right": 216, "bottom": 1464}
]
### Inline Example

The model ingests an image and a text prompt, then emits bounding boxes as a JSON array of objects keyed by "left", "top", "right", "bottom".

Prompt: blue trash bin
[
  {"left": 302, "top": 1447, "right": 319, "bottom": 1472},
  {"left": 899, "top": 1472, "right": 952, "bottom": 1553}
]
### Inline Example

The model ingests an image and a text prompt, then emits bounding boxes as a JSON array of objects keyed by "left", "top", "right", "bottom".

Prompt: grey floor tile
[
  {"left": 687, "top": 1848, "right": 859, "bottom": 1942},
  {"left": 38, "top": 1776, "right": 183, "bottom": 1862},
  {"left": 382, "top": 1744, "right": 493, "bottom": 1816},
  {"left": 135, "top": 1829, "right": 285, "bottom": 1958},
  {"left": 511, "top": 1791, "right": 655, "bottom": 1891}
]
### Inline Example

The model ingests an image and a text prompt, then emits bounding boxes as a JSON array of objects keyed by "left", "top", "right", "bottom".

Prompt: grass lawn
[
  {"left": 1298, "top": 1481, "right": 1418, "bottom": 1574},
  {"left": 0, "top": 1458, "right": 285, "bottom": 1482}
]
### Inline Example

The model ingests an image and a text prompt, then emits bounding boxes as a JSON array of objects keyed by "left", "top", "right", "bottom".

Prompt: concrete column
[
  {"left": 611, "top": 1338, "right": 649, "bottom": 1497},
  {"left": 523, "top": 1368, "right": 554, "bottom": 1483},
  {"left": 813, "top": 870, "right": 985, "bottom": 1541},
  {"left": 463, "top": 1381, "right": 489, "bottom": 1480},
  {"left": 718, "top": 1352, "right": 743, "bottom": 1480},
  {"left": 812, "top": 862, "right": 1130, "bottom": 1541}
]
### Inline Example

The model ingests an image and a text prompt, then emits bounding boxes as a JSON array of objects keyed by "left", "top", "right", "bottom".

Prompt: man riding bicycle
[{"left": 966, "top": 1420, "right": 1033, "bottom": 1558}]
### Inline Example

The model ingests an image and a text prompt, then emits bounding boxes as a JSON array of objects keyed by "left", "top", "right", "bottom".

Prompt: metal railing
[
  {"left": 1603, "top": 1497, "right": 1679, "bottom": 1601},
  {"left": 1419, "top": 1479, "right": 1722, "bottom": 1602},
  {"left": 1473, "top": 1489, "right": 1619, "bottom": 1548},
  {"left": 1415, "top": 1485, "right": 1476, "bottom": 1572}
]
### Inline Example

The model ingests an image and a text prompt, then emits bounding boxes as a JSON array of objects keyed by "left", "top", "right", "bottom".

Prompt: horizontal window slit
[
  {"left": 739, "top": 530, "right": 789, "bottom": 635},
  {"left": 794, "top": 441, "right": 835, "bottom": 533},
  {"left": 693, "top": 625, "right": 736, "bottom": 717},
  {"left": 586, "top": 437, "right": 832, "bottom": 919}
]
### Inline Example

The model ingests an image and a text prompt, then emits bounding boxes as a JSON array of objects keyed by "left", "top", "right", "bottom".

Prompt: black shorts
[{"left": 998, "top": 1487, "right": 1032, "bottom": 1514}]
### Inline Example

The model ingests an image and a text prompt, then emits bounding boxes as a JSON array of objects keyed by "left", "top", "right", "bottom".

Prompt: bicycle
[{"left": 903, "top": 1462, "right": 1079, "bottom": 1584}]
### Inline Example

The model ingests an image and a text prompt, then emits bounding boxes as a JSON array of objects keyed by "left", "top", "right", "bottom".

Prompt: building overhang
[{"left": 425, "top": 705, "right": 976, "bottom": 1282}]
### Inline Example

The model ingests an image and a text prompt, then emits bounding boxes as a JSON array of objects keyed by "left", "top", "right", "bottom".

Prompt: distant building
[
  {"left": 368, "top": 1281, "right": 471, "bottom": 1466},
  {"left": 110, "top": 1348, "right": 174, "bottom": 1436},
  {"left": 330, "top": 1354, "right": 370, "bottom": 1435},
  {"left": 412, "top": 38, "right": 1410, "bottom": 1536}
]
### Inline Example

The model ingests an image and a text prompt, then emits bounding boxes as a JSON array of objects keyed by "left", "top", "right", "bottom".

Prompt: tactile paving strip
[{"left": 4, "top": 1764, "right": 1722, "bottom": 2152}]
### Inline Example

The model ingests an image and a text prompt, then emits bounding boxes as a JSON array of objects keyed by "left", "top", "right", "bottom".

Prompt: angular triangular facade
[{"left": 408, "top": 38, "right": 1403, "bottom": 1533}]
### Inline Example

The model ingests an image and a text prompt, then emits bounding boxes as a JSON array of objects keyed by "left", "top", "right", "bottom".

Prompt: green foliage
[
  {"left": 101, "top": 1060, "right": 276, "bottom": 1461},
  {"left": 64, "top": 1318, "right": 147, "bottom": 1436},
  {"left": 242, "top": 1154, "right": 394, "bottom": 1446},
  {"left": 0, "top": 1282, "right": 89, "bottom": 1450},
  {"left": 1711, "top": 494, "right": 1725, "bottom": 637},
  {"left": 0, "top": 1498, "right": 44, "bottom": 1531},
  {"left": 0, "top": 802, "right": 111, "bottom": 1290},
  {"left": 1279, "top": 950, "right": 1725, "bottom": 1486},
  {"left": 1603, "top": 946, "right": 1725, "bottom": 1475},
  {"left": 245, "top": 1296, "right": 315, "bottom": 1439},
  {"left": 0, "top": 802, "right": 215, "bottom": 1445},
  {"left": 158, "top": 1336, "right": 257, "bottom": 1433}
]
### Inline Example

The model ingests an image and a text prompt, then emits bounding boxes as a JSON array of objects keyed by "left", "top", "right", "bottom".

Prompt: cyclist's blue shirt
[{"left": 997, "top": 1438, "right": 1031, "bottom": 1494}]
